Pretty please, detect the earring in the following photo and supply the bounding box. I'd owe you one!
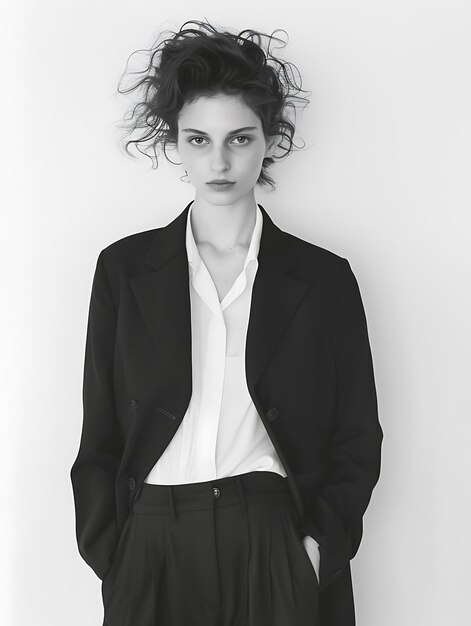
[180,169,191,184]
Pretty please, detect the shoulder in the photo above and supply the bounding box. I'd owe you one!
[279,230,366,318]
[100,227,161,263]
[280,227,354,287]
[284,229,347,264]
[94,224,168,285]
[95,206,188,274]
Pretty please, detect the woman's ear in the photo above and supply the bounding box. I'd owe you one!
[264,135,279,159]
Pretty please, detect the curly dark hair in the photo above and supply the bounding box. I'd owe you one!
[116,18,311,190]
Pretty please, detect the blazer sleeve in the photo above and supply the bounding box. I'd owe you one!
[70,250,124,580]
[298,258,383,591]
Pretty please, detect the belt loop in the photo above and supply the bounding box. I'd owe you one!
[235,477,247,515]
[169,485,177,521]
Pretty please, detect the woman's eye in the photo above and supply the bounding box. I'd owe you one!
[189,137,207,145]
[232,136,250,144]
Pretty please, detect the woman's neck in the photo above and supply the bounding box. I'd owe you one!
[189,196,258,253]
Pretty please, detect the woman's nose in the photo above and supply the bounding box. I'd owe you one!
[211,147,230,171]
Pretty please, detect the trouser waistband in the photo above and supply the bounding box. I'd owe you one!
[134,471,292,520]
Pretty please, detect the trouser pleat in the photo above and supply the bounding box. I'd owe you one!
[100,470,319,626]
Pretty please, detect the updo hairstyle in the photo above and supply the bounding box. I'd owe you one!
[117,18,310,190]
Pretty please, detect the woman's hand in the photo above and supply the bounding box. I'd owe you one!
[303,534,320,583]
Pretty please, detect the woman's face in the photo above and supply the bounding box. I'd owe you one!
[176,92,277,207]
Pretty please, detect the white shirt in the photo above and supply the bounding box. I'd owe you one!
[144,201,320,580]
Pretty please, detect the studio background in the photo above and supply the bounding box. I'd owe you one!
[2,1,470,625]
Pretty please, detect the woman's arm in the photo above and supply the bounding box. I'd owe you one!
[299,258,383,591]
[70,250,124,580]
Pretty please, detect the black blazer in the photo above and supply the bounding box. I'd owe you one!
[70,201,382,625]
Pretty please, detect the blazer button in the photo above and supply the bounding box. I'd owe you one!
[266,407,279,421]
[128,476,136,491]
[128,400,138,415]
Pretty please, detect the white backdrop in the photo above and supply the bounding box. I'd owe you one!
[2,1,470,625]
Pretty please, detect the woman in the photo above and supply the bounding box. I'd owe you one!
[70,19,383,626]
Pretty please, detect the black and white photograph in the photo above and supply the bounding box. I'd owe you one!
[2,2,470,626]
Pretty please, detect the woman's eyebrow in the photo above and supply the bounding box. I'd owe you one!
[181,126,258,135]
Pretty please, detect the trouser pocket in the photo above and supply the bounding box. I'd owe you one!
[101,513,135,607]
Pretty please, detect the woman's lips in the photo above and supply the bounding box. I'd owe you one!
[207,182,235,191]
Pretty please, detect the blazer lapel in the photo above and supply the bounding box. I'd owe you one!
[129,204,192,404]
[245,206,311,397]
[129,200,311,417]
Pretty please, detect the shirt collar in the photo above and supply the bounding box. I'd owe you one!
[186,201,263,279]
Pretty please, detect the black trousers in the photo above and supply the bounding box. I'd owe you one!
[101,470,319,626]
